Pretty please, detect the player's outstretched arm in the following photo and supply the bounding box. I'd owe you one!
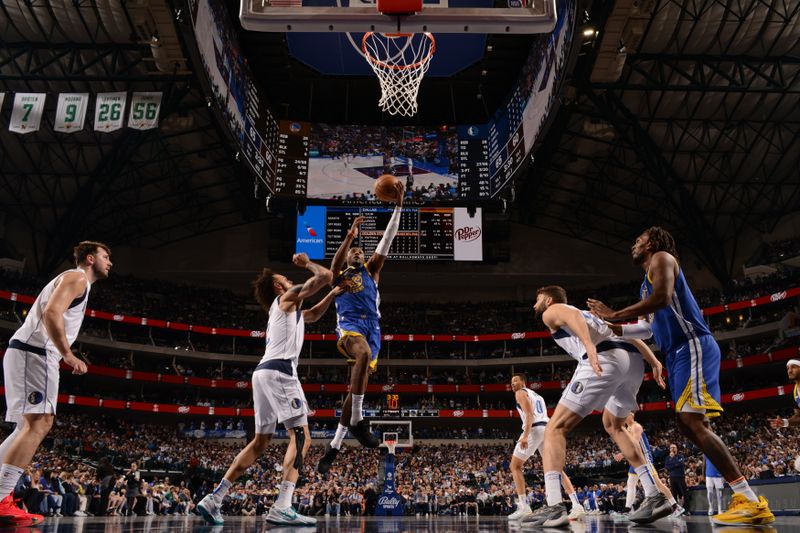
[42,271,88,375]
[303,286,344,323]
[629,339,666,389]
[331,216,364,278]
[770,408,800,429]
[282,254,334,306]
[542,304,602,376]
[367,182,404,278]
[587,252,677,321]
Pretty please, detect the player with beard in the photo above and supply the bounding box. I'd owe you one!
[0,241,111,526]
[588,226,774,525]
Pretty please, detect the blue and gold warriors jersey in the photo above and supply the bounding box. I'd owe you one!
[334,265,381,370]
[641,266,722,417]
[794,383,800,408]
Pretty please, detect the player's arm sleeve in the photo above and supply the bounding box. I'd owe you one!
[375,205,401,257]
[621,320,653,340]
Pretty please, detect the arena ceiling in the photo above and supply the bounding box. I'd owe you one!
[1,0,798,284]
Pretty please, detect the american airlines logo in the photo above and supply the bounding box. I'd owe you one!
[455,227,481,242]
[732,393,745,402]
[770,291,787,302]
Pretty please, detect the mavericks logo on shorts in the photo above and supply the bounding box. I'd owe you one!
[571,382,585,394]
[290,398,302,409]
[27,391,44,405]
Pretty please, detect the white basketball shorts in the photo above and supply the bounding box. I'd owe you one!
[512,425,547,461]
[252,368,309,434]
[3,347,60,423]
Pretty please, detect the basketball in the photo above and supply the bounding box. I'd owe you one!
[375,174,400,202]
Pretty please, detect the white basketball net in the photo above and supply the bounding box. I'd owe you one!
[362,32,436,117]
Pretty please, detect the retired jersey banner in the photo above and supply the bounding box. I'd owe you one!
[128,92,162,130]
[54,93,89,133]
[93,92,127,132]
[8,93,46,134]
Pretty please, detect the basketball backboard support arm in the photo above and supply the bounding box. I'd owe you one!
[239,0,557,34]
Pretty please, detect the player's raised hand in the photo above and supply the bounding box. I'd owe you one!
[395,181,405,205]
[586,343,602,376]
[293,253,310,268]
[348,216,365,238]
[587,298,615,320]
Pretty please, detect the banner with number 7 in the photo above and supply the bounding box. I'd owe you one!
[128,92,162,130]
[94,92,127,132]
[9,93,46,134]
[54,93,89,133]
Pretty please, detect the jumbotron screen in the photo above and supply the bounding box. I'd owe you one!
[295,205,483,261]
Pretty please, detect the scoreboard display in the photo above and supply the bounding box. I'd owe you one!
[275,120,310,196]
[296,205,483,261]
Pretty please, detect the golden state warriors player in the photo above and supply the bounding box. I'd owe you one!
[588,226,774,525]
[770,359,800,430]
[318,181,404,473]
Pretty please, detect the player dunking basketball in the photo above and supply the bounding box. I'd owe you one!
[588,226,775,525]
[318,181,405,473]
[0,242,111,526]
[197,254,339,526]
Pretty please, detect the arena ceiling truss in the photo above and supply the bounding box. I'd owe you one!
[0,0,261,274]
[520,0,800,284]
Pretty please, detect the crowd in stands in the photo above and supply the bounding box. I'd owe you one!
[1,409,796,518]
[746,237,800,267]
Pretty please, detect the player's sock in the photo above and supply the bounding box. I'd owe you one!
[625,473,638,509]
[331,424,348,450]
[0,464,24,497]
[634,465,657,497]
[569,492,580,508]
[275,480,295,509]
[729,477,758,502]
[668,496,677,507]
[544,471,562,506]
[0,427,20,465]
[350,394,365,426]
[517,495,528,508]
[211,478,232,505]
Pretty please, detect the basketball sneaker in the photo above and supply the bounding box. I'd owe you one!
[569,505,587,521]
[507,502,532,521]
[317,443,340,474]
[0,495,44,526]
[628,493,672,524]
[671,504,687,517]
[348,420,380,448]
[196,494,224,525]
[522,503,569,527]
[711,495,775,526]
[266,505,317,526]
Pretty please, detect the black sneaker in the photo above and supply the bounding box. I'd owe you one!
[348,420,380,448]
[628,494,672,524]
[521,503,569,527]
[317,444,340,474]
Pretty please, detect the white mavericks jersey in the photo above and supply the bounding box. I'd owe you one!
[11,269,91,359]
[550,305,617,361]
[516,387,549,430]
[259,295,305,368]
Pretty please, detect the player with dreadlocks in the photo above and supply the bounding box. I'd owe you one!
[586,227,774,526]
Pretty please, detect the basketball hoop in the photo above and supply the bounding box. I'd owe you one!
[384,439,397,455]
[362,32,436,117]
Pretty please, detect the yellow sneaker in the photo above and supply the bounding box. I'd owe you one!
[712,495,775,526]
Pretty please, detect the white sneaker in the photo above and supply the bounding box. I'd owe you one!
[266,506,317,526]
[671,505,687,517]
[508,504,533,521]
[197,494,224,525]
[707,509,714,516]
[73,511,87,517]
[569,505,587,521]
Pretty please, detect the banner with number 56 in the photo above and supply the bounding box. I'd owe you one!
[94,92,127,132]
[9,93,46,134]
[54,93,89,133]
[128,92,162,130]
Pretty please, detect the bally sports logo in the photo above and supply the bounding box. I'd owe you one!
[378,496,401,506]
[456,226,481,242]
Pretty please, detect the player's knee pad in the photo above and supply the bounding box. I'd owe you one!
[293,427,305,470]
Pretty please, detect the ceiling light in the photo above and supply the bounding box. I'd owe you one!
[583,28,595,37]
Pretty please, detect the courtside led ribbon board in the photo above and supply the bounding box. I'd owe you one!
[54,93,89,133]
[94,92,127,132]
[9,93,46,134]
[128,92,162,130]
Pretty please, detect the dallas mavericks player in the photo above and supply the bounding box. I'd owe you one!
[0,241,111,526]
[588,227,774,525]
[705,456,725,515]
[525,286,671,527]
[507,373,584,522]
[197,253,339,526]
[619,413,684,518]
[318,183,404,473]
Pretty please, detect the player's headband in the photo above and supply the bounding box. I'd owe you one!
[787,359,800,368]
